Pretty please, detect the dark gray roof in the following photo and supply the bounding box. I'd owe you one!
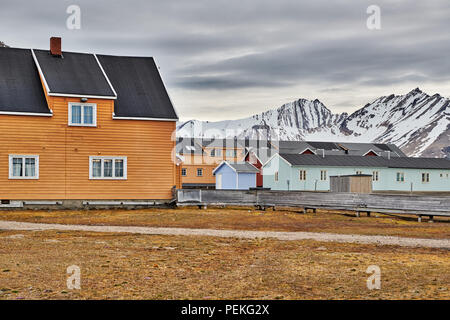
[97,55,178,119]
[276,140,406,157]
[245,146,275,164]
[176,138,204,155]
[34,49,115,97]
[279,154,450,170]
[227,162,259,173]
[0,48,50,114]
[201,138,242,148]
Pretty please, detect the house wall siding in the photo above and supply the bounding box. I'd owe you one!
[237,172,257,190]
[0,95,177,200]
[215,164,236,189]
[262,155,450,192]
[181,164,216,185]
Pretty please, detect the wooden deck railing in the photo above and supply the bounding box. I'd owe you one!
[176,189,450,222]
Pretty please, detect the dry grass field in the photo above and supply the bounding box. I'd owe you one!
[0,206,449,239]
[0,229,448,300]
[0,207,448,300]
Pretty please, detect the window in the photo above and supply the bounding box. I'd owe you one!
[69,103,97,126]
[356,171,362,175]
[181,168,187,176]
[275,171,279,182]
[225,149,237,158]
[421,172,430,183]
[396,172,405,182]
[197,168,203,176]
[9,155,39,179]
[299,170,307,180]
[372,171,379,181]
[210,149,221,157]
[89,156,127,179]
[320,170,327,181]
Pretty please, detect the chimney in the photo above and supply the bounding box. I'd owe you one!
[50,37,62,56]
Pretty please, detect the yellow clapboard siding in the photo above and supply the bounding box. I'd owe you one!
[0,94,176,200]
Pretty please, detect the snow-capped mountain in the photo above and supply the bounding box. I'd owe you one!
[177,88,450,157]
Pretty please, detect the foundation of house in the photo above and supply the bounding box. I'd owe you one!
[0,200,172,210]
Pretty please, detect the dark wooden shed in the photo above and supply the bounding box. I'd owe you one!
[330,174,373,193]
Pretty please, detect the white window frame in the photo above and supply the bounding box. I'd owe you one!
[396,172,405,182]
[275,171,279,182]
[421,172,430,183]
[299,170,307,181]
[89,156,127,180]
[320,170,327,181]
[181,168,187,176]
[197,168,203,177]
[9,155,39,179]
[372,171,379,181]
[68,102,97,127]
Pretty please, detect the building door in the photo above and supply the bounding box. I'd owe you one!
[216,174,222,189]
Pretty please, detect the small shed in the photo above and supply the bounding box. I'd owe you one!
[330,174,373,193]
[213,161,259,190]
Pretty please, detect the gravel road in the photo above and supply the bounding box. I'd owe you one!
[0,220,449,249]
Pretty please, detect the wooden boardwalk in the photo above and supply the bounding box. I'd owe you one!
[176,189,450,222]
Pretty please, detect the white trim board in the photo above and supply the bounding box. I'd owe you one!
[363,149,380,156]
[49,92,116,100]
[0,111,52,117]
[112,115,178,122]
[153,57,180,120]
[31,49,50,93]
[94,54,118,98]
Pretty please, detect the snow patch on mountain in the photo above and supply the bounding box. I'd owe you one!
[177,88,450,158]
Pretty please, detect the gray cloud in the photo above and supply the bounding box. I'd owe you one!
[0,0,449,120]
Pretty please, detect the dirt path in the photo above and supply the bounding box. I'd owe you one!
[1,220,449,249]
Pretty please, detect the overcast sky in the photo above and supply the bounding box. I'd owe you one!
[1,0,449,121]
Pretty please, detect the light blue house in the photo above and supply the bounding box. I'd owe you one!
[262,153,450,192]
[213,161,259,190]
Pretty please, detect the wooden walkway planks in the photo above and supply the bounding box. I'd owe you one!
[176,189,450,219]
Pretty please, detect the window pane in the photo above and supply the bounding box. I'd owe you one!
[115,159,124,177]
[84,106,93,124]
[104,159,113,177]
[12,158,23,177]
[25,158,35,177]
[92,159,101,177]
[71,105,82,124]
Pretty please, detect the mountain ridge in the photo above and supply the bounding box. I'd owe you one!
[177,88,450,158]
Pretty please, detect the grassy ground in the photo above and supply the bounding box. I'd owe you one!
[0,206,449,239]
[0,229,448,300]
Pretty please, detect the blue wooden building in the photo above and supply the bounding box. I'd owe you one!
[213,161,259,190]
[262,153,450,192]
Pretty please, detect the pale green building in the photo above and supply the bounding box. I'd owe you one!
[262,153,450,192]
